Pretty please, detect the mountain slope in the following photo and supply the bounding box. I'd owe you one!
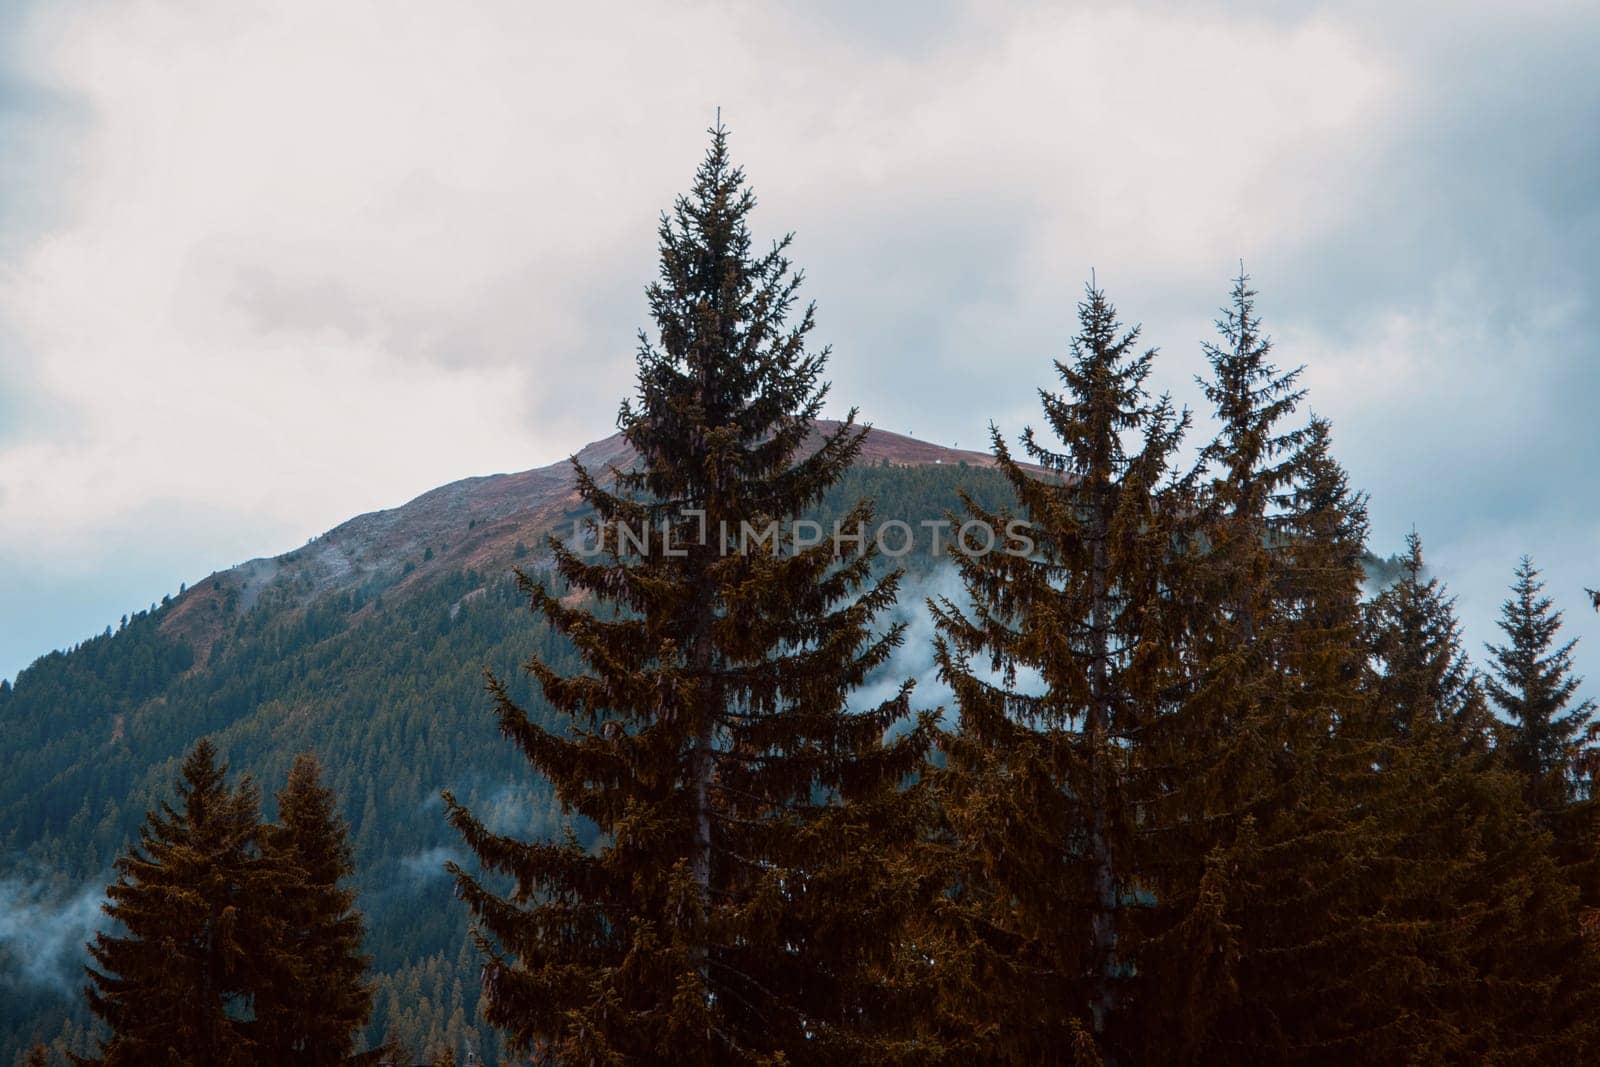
[159,421,1014,660]
[0,427,1018,1065]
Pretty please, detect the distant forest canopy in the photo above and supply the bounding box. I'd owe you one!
[4,127,1599,1066]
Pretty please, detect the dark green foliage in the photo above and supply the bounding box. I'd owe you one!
[79,740,289,1066]
[928,281,1191,1060]
[256,754,376,1064]
[1356,534,1600,1061]
[1195,271,1306,534]
[73,744,376,1067]
[1125,279,1367,1063]
[445,125,935,1064]
[1185,412,1402,1063]
[1367,531,1488,745]
[1485,556,1598,812]
[927,273,1600,1065]
[0,609,192,852]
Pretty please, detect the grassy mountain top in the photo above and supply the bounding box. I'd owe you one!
[157,421,1016,663]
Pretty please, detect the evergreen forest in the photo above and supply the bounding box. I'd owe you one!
[3,128,1597,1066]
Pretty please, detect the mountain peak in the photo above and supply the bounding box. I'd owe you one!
[160,421,1004,653]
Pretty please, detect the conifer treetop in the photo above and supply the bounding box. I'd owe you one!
[1485,555,1598,806]
[593,121,859,524]
[1366,530,1483,739]
[1195,269,1307,523]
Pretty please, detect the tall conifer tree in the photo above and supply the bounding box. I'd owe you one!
[929,281,1190,1062]
[255,753,376,1064]
[1129,277,1330,1060]
[1210,413,1427,1061]
[1277,416,1371,676]
[445,125,933,1064]
[1124,280,1399,1062]
[79,740,290,1067]
[1485,556,1598,813]
[1484,556,1600,968]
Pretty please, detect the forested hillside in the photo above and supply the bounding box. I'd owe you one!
[0,460,1016,1065]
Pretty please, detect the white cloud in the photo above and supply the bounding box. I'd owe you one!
[0,873,106,995]
[398,845,459,886]
[0,0,1394,567]
[64,0,1600,700]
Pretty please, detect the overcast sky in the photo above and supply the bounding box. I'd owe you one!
[2,0,1597,689]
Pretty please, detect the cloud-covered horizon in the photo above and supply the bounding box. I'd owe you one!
[2,0,1597,692]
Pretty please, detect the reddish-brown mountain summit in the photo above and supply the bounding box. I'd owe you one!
[160,421,1014,654]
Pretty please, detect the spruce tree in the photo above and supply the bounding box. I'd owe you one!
[1123,282,1400,1062]
[1485,556,1598,813]
[255,753,376,1064]
[928,281,1190,1062]
[1484,556,1600,978]
[444,125,934,1064]
[1189,415,1600,1063]
[1128,279,1335,1060]
[1362,533,1600,1060]
[1277,415,1371,673]
[1366,531,1486,744]
[80,740,290,1067]
[1212,413,1436,1062]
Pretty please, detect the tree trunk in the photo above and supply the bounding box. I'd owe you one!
[689,578,716,984]
[1087,490,1120,1056]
